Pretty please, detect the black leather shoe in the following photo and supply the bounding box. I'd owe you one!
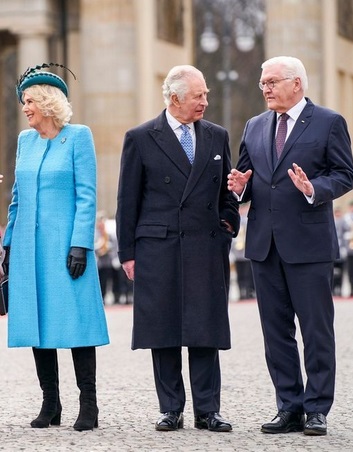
[195,412,232,432]
[261,411,305,433]
[155,411,184,431]
[304,412,327,436]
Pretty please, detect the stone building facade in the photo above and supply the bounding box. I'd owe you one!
[0,0,353,222]
[265,0,353,206]
[0,0,193,222]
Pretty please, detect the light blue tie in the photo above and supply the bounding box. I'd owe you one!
[180,124,194,164]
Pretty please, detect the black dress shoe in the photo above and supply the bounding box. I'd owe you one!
[195,412,232,432]
[261,411,305,433]
[304,412,327,436]
[155,411,184,431]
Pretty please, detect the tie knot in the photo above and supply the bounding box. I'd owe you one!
[279,113,289,122]
[181,124,189,132]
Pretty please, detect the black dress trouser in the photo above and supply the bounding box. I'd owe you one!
[151,346,221,416]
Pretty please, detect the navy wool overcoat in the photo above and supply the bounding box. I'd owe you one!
[117,111,240,350]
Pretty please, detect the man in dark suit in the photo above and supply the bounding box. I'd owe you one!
[116,65,239,432]
[228,56,353,436]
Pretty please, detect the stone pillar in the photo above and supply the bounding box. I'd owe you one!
[16,33,49,129]
[80,0,136,217]
[265,0,323,103]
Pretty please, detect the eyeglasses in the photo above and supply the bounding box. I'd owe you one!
[258,78,291,90]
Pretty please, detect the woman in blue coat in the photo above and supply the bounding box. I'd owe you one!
[2,64,109,431]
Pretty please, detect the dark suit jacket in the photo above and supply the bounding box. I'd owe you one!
[236,98,353,263]
[116,110,239,350]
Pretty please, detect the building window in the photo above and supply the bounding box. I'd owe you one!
[338,0,353,41]
[156,0,184,45]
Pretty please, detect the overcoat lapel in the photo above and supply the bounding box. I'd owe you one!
[149,111,191,178]
[181,120,212,202]
[263,111,277,172]
[148,112,213,202]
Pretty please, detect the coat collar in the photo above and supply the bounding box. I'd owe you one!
[149,111,214,200]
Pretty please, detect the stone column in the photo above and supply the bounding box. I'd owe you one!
[16,33,49,129]
[80,0,136,217]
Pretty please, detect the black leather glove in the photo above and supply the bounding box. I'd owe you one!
[67,247,87,279]
[2,246,10,275]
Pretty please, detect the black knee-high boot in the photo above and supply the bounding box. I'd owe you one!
[71,346,99,431]
[31,348,62,428]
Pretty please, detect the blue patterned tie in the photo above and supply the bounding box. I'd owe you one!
[180,124,194,164]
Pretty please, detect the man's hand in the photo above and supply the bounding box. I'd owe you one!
[227,169,253,195]
[220,220,234,234]
[288,163,314,196]
[122,260,135,281]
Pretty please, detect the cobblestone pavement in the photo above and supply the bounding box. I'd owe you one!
[0,297,353,451]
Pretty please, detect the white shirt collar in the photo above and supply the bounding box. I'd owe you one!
[166,109,195,133]
[277,97,307,122]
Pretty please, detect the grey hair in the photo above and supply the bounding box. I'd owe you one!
[162,65,206,106]
[261,56,309,91]
[24,84,73,127]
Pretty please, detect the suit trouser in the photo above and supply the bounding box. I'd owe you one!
[251,241,335,416]
[151,347,221,416]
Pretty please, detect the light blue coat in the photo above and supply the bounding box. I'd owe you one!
[3,124,110,348]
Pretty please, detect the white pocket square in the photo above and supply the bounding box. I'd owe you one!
[214,155,221,160]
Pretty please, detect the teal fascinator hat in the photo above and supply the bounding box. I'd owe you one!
[16,63,76,103]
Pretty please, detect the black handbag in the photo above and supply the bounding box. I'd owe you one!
[0,276,8,316]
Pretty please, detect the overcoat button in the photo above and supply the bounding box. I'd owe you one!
[207,202,213,209]
[271,184,276,189]
[164,176,171,184]
[210,230,216,237]
[180,231,185,238]
[213,176,219,183]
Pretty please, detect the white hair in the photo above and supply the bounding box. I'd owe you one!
[162,65,206,106]
[261,56,308,91]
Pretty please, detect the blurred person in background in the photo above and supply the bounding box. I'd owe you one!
[94,211,113,303]
[232,203,255,300]
[343,200,353,296]
[332,206,349,296]
[2,64,109,431]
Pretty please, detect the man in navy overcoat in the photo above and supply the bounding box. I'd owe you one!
[228,56,353,436]
[117,65,239,432]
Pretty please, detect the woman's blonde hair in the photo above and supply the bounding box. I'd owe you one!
[23,84,73,128]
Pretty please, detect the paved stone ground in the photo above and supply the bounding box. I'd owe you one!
[0,297,353,451]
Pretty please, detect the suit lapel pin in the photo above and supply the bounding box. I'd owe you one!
[214,155,221,160]
[61,137,67,144]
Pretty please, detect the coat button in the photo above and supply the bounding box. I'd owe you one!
[179,203,184,210]
[164,176,171,184]
[210,230,216,237]
[271,184,276,189]
[180,231,185,238]
[207,202,213,210]
[213,176,219,183]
